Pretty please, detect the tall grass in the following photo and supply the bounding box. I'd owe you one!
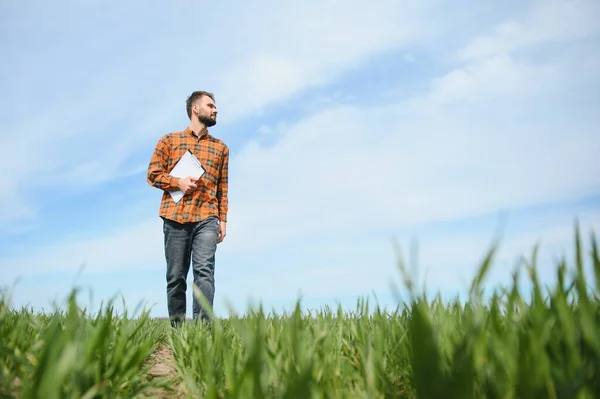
[169,225,600,398]
[0,292,170,398]
[1,224,599,398]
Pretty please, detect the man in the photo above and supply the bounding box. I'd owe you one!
[147,91,229,327]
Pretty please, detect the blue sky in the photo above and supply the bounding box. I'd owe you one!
[1,0,599,317]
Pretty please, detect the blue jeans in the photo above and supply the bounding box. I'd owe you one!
[162,216,219,325]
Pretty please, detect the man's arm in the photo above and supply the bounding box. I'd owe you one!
[216,145,229,243]
[216,145,229,223]
[147,135,181,191]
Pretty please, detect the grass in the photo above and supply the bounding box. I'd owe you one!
[0,293,171,398]
[1,223,599,398]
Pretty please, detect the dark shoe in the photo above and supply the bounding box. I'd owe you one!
[170,317,184,329]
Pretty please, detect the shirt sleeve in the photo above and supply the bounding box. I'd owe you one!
[217,145,229,222]
[147,135,180,191]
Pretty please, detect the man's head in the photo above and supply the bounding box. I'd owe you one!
[186,91,217,127]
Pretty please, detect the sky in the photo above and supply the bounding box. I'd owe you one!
[1,0,599,318]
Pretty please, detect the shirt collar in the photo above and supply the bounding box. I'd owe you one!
[185,126,209,140]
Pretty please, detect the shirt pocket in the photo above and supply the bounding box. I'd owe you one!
[199,152,221,187]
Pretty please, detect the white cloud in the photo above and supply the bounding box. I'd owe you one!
[457,0,600,61]
[0,218,164,283]
[213,0,435,119]
[0,176,38,233]
[428,53,562,104]
[224,50,599,252]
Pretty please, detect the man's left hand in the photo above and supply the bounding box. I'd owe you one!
[218,221,227,243]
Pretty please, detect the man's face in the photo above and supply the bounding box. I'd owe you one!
[193,95,218,127]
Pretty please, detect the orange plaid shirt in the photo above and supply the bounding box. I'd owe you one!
[147,126,229,223]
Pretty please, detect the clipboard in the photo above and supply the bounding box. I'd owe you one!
[168,150,206,203]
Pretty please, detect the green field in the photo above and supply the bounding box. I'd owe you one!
[2,225,599,398]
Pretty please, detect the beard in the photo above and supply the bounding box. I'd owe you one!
[198,114,217,127]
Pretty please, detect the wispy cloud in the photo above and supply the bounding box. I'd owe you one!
[225,53,599,253]
[0,218,163,283]
[457,0,600,61]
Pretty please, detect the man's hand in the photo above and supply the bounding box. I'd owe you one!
[178,176,198,194]
[218,221,227,243]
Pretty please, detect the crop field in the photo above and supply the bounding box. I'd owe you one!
[1,226,599,398]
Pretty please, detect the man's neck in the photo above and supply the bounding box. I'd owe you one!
[190,120,208,138]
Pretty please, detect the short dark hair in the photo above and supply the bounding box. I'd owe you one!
[186,91,215,119]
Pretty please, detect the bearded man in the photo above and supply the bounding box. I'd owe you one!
[147,90,229,327]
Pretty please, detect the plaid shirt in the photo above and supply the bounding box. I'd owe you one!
[147,126,229,223]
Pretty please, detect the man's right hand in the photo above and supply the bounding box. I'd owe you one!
[178,176,198,194]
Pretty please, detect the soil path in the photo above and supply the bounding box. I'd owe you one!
[146,343,185,398]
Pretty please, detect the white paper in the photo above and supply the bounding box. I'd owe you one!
[168,150,205,203]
